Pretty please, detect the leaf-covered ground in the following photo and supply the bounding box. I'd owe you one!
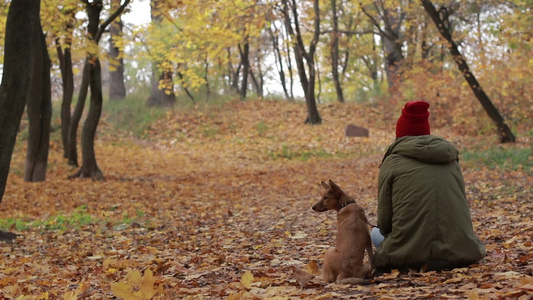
[0,100,531,299]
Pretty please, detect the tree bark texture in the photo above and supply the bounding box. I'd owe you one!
[56,40,74,159]
[109,0,126,101]
[67,60,90,167]
[73,59,104,180]
[420,0,516,143]
[239,38,250,100]
[24,22,52,182]
[0,0,39,203]
[56,11,76,159]
[330,0,344,103]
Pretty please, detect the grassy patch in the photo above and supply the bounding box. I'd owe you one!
[201,125,220,138]
[268,145,334,161]
[0,206,94,232]
[0,206,149,232]
[103,91,166,138]
[255,121,269,136]
[461,146,532,174]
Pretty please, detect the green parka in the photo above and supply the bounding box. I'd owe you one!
[374,135,485,269]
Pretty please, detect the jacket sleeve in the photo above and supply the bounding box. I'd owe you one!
[377,156,394,236]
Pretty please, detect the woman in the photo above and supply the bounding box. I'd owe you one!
[372,101,485,273]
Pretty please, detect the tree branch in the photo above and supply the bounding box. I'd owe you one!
[95,0,131,43]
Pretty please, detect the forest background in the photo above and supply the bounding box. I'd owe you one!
[0,0,531,298]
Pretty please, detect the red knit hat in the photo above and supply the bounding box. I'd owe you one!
[396,101,430,138]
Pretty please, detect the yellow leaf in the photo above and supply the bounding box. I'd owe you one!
[126,270,142,285]
[111,282,143,300]
[240,270,254,289]
[467,289,480,300]
[139,269,157,298]
[111,269,158,300]
[4,284,19,296]
[106,268,118,275]
[38,292,49,299]
[303,260,320,275]
[62,291,77,300]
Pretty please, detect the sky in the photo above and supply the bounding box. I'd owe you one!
[122,0,151,25]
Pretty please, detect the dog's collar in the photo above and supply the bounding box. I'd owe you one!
[339,200,355,210]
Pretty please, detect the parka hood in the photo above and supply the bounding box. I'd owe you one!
[382,135,459,165]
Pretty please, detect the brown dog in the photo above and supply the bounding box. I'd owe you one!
[312,180,373,284]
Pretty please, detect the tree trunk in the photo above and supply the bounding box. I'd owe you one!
[268,26,291,100]
[420,0,516,143]
[380,18,404,94]
[284,26,295,101]
[70,0,130,179]
[0,0,39,204]
[146,0,176,107]
[56,40,74,159]
[203,54,210,102]
[239,38,250,100]
[362,2,405,95]
[108,0,126,101]
[251,55,264,99]
[25,23,52,182]
[71,58,104,180]
[146,68,177,107]
[227,47,242,93]
[282,0,321,124]
[330,0,344,103]
[67,60,90,167]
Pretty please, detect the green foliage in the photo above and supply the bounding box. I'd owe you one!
[103,90,166,138]
[0,206,94,232]
[462,146,532,174]
[0,205,151,232]
[0,218,31,231]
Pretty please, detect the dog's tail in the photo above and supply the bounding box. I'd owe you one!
[338,277,372,285]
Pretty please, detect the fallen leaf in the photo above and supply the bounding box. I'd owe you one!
[241,271,254,289]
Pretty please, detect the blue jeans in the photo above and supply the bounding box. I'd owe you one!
[371,227,385,247]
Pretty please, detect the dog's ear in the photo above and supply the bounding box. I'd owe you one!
[328,179,341,193]
[321,181,330,190]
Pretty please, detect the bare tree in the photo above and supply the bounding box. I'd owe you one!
[421,0,515,143]
[281,0,321,124]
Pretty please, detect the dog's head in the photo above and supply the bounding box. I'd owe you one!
[312,179,343,212]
